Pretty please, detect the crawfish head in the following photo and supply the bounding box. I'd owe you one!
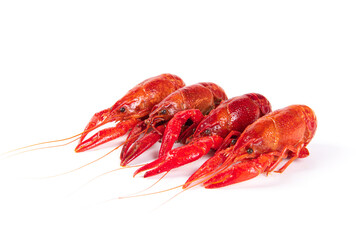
[145,102,182,129]
[190,113,226,140]
[76,92,152,149]
[107,97,148,123]
[75,73,185,152]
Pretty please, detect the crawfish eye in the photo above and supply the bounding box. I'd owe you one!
[231,139,237,145]
[119,107,126,113]
[160,109,167,115]
[247,148,254,154]
[204,129,211,135]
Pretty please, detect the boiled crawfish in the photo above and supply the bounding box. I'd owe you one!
[120,82,228,166]
[75,73,185,152]
[133,93,272,178]
[183,105,317,189]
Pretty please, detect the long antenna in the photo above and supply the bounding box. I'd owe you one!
[117,184,183,200]
[1,137,80,160]
[38,143,124,179]
[67,164,146,196]
[0,133,82,157]
[37,127,150,178]
[0,119,110,157]
[127,172,169,196]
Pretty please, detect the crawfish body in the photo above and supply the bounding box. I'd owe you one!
[185,105,317,189]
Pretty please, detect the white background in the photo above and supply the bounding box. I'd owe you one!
[0,1,359,239]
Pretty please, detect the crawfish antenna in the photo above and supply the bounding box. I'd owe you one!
[0,121,109,158]
[38,144,123,179]
[38,128,150,178]
[68,164,146,196]
[117,183,183,200]
[1,137,81,160]
[0,134,82,158]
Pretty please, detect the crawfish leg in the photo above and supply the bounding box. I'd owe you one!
[158,109,204,158]
[275,145,307,173]
[134,135,223,178]
[265,148,290,173]
[266,145,304,173]
[287,147,309,158]
[75,118,139,152]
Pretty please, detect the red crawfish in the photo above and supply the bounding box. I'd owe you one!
[120,82,228,166]
[183,105,317,189]
[75,73,185,152]
[133,93,272,178]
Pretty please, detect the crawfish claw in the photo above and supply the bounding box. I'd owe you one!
[120,125,165,166]
[75,118,139,152]
[78,108,112,144]
[158,109,205,158]
[203,160,265,189]
[134,135,223,178]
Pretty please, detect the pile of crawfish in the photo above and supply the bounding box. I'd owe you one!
[75,73,317,189]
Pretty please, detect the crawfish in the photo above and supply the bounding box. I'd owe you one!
[75,74,185,152]
[183,105,317,189]
[133,93,272,177]
[120,82,228,166]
